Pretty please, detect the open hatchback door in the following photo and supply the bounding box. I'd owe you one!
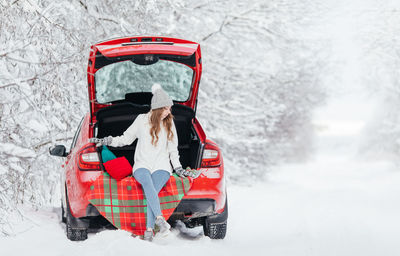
[87,36,202,125]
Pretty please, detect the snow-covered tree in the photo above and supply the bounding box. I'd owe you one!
[357,1,400,160]
[0,0,327,234]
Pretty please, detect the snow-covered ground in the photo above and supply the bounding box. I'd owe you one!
[3,41,399,255]
[1,128,399,256]
[2,1,400,255]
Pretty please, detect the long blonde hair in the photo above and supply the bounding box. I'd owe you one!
[149,107,174,146]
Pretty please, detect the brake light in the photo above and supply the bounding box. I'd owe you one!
[201,142,222,168]
[78,144,101,171]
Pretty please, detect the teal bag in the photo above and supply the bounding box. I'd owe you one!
[101,145,117,163]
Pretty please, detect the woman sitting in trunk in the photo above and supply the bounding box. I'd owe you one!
[90,83,194,241]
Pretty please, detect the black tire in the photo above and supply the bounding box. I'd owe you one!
[203,221,227,239]
[65,190,88,241]
[203,198,228,239]
[66,222,88,241]
[61,202,66,223]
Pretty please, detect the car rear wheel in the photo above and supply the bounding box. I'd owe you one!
[203,220,227,239]
[203,198,228,239]
[65,189,88,241]
[61,202,66,223]
[66,221,88,241]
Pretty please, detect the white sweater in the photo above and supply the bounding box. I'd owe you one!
[109,113,181,175]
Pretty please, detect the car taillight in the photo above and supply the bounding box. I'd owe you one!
[201,142,222,168]
[78,144,101,171]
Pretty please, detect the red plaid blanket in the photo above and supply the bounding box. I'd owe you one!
[87,172,193,236]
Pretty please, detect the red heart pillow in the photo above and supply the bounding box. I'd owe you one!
[103,157,132,180]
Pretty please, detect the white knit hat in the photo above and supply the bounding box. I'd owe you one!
[151,83,173,109]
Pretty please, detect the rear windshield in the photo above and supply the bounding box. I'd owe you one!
[95,59,194,103]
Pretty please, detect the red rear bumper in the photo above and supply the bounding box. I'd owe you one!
[183,167,226,214]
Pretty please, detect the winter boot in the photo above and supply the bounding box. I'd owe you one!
[143,230,154,241]
[155,216,171,236]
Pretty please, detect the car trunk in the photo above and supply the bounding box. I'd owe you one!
[94,101,203,170]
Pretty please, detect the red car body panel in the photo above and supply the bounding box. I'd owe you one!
[65,113,103,217]
[65,36,225,218]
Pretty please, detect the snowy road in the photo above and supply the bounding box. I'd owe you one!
[1,150,399,256]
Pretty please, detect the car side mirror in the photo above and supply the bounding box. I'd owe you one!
[49,145,68,157]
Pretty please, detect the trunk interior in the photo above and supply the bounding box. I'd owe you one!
[94,102,202,169]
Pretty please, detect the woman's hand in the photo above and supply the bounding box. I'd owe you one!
[186,167,201,179]
[89,136,113,147]
[174,167,201,179]
[174,167,186,178]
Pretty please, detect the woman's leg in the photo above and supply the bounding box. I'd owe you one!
[147,170,171,223]
[152,170,171,194]
[133,168,162,229]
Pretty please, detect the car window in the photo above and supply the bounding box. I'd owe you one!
[70,117,84,151]
[95,59,194,103]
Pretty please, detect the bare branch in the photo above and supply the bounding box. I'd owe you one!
[33,137,74,150]
[0,70,52,89]
[78,0,88,10]
[32,5,80,43]
[0,43,30,57]
[74,0,122,25]
[202,7,258,42]
[202,16,228,41]
[2,55,77,65]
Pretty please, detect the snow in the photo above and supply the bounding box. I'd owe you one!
[26,119,49,133]
[1,0,400,254]
[9,162,26,174]
[0,163,7,175]
[4,74,399,255]
[1,136,399,256]
[0,143,36,158]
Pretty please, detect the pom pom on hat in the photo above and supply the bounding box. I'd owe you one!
[150,83,173,109]
[152,83,162,94]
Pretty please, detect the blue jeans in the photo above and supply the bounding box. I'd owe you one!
[133,168,170,229]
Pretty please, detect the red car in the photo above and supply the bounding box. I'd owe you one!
[50,36,228,241]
